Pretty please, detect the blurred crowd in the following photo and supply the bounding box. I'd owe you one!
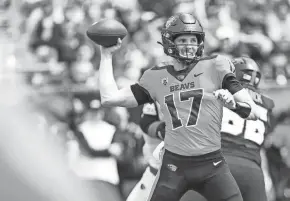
[1,0,290,200]
[18,0,290,85]
[10,0,290,87]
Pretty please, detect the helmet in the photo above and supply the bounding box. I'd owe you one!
[232,57,261,89]
[160,13,205,64]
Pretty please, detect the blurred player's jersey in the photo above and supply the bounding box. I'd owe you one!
[139,55,234,156]
[142,103,162,169]
[221,88,275,165]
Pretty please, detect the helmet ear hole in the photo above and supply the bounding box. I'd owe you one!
[196,35,204,45]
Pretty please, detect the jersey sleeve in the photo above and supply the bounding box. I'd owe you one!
[130,69,155,105]
[215,55,236,88]
[138,69,156,100]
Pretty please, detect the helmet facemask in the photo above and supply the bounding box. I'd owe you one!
[161,32,204,65]
[239,69,261,89]
[158,13,205,65]
[233,57,262,89]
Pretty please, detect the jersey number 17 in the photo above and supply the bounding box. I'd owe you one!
[164,89,204,129]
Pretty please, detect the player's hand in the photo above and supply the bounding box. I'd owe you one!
[100,38,122,55]
[213,89,236,109]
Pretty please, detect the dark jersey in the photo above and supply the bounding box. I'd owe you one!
[221,87,275,165]
[136,55,235,156]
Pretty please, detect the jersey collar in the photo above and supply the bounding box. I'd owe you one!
[166,61,199,82]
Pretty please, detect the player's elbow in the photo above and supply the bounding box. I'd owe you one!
[247,104,261,120]
[232,102,252,119]
[148,121,166,140]
[238,102,260,120]
[101,96,130,108]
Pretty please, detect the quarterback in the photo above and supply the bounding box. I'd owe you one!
[98,13,262,201]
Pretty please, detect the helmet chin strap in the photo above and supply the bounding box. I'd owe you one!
[157,41,203,65]
[177,45,202,65]
[178,58,197,65]
[175,56,197,66]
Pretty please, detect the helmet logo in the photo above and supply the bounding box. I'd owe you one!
[165,16,177,29]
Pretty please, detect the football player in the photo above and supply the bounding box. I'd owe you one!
[98,13,262,201]
[126,103,164,201]
[148,57,275,201]
[220,57,275,201]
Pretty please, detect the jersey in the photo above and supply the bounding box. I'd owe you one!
[141,103,162,169]
[138,55,235,156]
[221,87,275,165]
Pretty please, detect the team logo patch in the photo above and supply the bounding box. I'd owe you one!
[162,77,168,85]
[167,164,177,172]
[165,16,177,29]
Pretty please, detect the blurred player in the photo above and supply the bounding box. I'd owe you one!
[98,13,262,201]
[0,67,102,201]
[126,103,164,201]
[220,57,275,201]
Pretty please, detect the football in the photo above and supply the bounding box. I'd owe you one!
[86,19,128,47]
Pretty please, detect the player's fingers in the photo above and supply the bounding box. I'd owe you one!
[225,97,232,103]
[113,38,122,50]
[224,92,232,99]
[219,92,227,100]
[114,38,122,48]
[117,38,122,44]
[213,91,218,98]
[214,89,230,100]
[213,90,223,98]
[226,97,236,107]
[101,38,122,52]
[222,90,232,98]
[221,94,232,104]
[225,98,234,105]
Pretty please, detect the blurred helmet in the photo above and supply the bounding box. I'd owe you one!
[160,13,205,64]
[232,57,261,89]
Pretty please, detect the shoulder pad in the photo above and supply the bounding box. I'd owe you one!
[245,88,274,110]
[199,54,218,61]
[151,61,173,70]
[214,54,232,60]
[261,95,275,110]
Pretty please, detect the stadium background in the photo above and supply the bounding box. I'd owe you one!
[1,0,290,200]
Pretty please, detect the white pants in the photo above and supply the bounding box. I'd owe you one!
[126,167,157,201]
